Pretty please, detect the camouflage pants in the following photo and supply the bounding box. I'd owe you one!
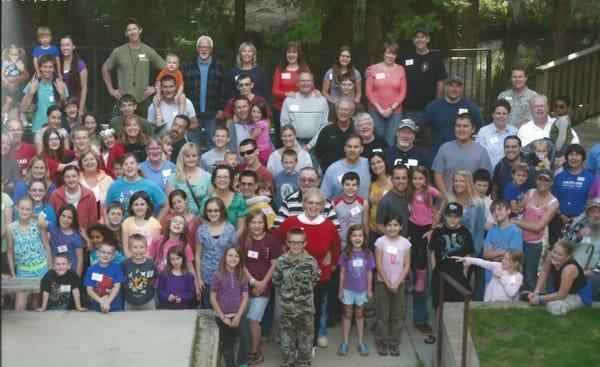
[546,294,583,316]
[280,314,314,367]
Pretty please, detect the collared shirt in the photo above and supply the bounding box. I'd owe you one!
[475,123,519,168]
[498,87,538,126]
[197,57,212,112]
[517,117,554,147]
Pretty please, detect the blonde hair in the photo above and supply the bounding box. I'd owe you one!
[235,42,257,68]
[175,142,200,181]
[165,53,180,64]
[36,26,52,38]
[121,115,147,145]
[531,139,550,154]
[2,45,25,62]
[449,170,482,207]
[302,187,325,206]
[506,249,523,273]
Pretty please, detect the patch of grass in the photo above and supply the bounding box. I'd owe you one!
[470,307,600,367]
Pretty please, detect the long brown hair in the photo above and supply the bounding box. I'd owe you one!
[164,246,187,274]
[331,45,355,86]
[408,166,433,209]
[42,127,65,162]
[343,224,371,261]
[243,209,268,250]
[279,41,308,71]
[216,245,246,283]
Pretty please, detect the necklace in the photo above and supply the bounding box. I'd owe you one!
[127,45,141,88]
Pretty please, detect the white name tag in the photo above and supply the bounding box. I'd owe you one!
[350,206,361,216]
[289,104,299,112]
[146,270,154,277]
[416,195,423,201]
[458,108,468,114]
[57,245,68,253]
[60,284,71,292]
[577,177,585,182]
[352,259,363,267]
[337,173,344,182]
[234,75,239,81]
[248,250,259,259]
[281,73,291,80]
[329,74,333,80]
[372,148,382,153]
[489,136,500,144]
[48,95,55,103]
[162,169,172,177]
[138,53,147,60]
[262,207,274,215]
[375,73,385,80]
[139,228,149,236]
[386,246,398,255]
[91,272,103,282]
[503,96,513,101]
[407,159,418,167]
[405,59,414,66]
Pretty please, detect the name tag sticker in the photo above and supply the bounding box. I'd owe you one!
[139,228,149,236]
[577,177,585,182]
[458,108,468,114]
[91,273,103,282]
[289,104,299,112]
[372,148,382,153]
[375,73,385,80]
[146,270,154,277]
[48,95,55,103]
[489,136,500,144]
[407,159,418,167]
[234,75,239,81]
[281,73,291,80]
[248,250,259,259]
[503,96,513,101]
[57,245,68,253]
[405,59,414,66]
[329,74,333,80]
[352,259,363,267]
[162,169,172,177]
[138,53,147,60]
[350,206,361,216]
[60,284,71,292]
[337,173,344,182]
[386,246,398,255]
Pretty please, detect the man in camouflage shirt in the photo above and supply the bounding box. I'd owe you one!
[272,228,321,367]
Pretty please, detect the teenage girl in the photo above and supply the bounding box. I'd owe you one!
[157,246,196,310]
[82,113,101,148]
[121,191,161,258]
[250,101,274,165]
[48,203,84,277]
[159,189,203,250]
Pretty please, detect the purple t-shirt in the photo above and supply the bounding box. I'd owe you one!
[338,249,375,292]
[62,58,87,102]
[211,271,249,315]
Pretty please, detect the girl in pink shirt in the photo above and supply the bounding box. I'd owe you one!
[250,102,274,165]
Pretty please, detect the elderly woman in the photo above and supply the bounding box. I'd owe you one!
[275,187,341,347]
[199,164,247,239]
[266,125,313,176]
[355,113,388,158]
[12,155,57,203]
[166,142,211,216]
[227,41,269,99]
[365,42,407,146]
[527,240,591,315]
[140,137,176,191]
[48,165,98,229]
[78,149,113,220]
[2,131,19,196]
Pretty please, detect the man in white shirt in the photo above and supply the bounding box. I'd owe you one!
[518,95,579,147]
[148,75,198,135]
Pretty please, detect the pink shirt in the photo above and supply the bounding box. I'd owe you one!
[409,186,441,226]
[252,119,272,151]
[148,238,195,273]
[374,235,411,283]
[522,190,558,243]
[464,257,523,302]
[365,63,407,113]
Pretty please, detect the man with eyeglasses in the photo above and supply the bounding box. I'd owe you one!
[223,73,271,126]
[490,135,536,200]
[238,138,273,188]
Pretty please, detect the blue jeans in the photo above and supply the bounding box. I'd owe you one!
[523,242,542,290]
[191,112,218,150]
[368,108,402,146]
[411,264,429,326]
[200,284,212,309]
[319,289,328,338]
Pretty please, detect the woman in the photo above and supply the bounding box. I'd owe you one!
[275,187,341,347]
[99,127,124,179]
[140,137,176,191]
[368,152,393,247]
[34,106,70,153]
[272,41,310,147]
[166,142,211,216]
[448,170,486,300]
[550,144,595,246]
[48,165,98,229]
[355,113,388,158]
[266,125,313,176]
[60,35,87,114]
[227,41,269,99]
[528,240,591,315]
[365,42,407,146]
[40,128,75,186]
[121,115,148,163]
[238,209,282,365]
[322,46,362,106]
[12,155,57,203]
[475,100,518,168]
[513,169,559,290]
[199,165,247,239]
[16,178,57,224]
[2,131,19,196]
[78,149,113,220]
[160,189,203,250]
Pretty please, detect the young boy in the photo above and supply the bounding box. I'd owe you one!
[327,74,364,122]
[36,254,86,311]
[200,126,230,173]
[272,228,321,367]
[473,169,495,230]
[32,26,60,76]
[153,53,186,121]
[501,163,529,216]
[550,95,574,155]
[103,202,124,250]
[108,94,154,136]
[62,97,82,133]
[333,172,369,249]
[84,242,124,313]
[274,149,300,210]
[110,158,124,179]
[120,234,157,310]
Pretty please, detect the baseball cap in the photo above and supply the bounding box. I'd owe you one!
[536,168,554,180]
[445,75,464,85]
[398,119,417,132]
[413,26,430,37]
[586,197,600,211]
[444,202,463,216]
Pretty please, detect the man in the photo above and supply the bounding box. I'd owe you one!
[238,139,273,187]
[418,75,483,160]
[109,94,154,137]
[274,167,339,229]
[313,97,355,173]
[518,95,579,147]
[321,135,371,200]
[147,75,198,135]
[239,170,276,228]
[475,99,519,168]
[200,126,230,172]
[223,73,271,125]
[399,26,447,121]
[181,35,227,147]
[376,165,410,237]
[383,119,429,169]
[354,112,388,158]
[490,135,536,200]
[280,72,329,146]
[498,66,538,127]
[432,113,492,193]
[228,96,253,151]
[101,17,164,116]
[6,119,35,176]
[169,115,191,164]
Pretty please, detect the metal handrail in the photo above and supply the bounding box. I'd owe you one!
[436,271,472,367]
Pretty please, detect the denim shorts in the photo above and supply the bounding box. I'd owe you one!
[343,289,369,306]
[247,296,270,321]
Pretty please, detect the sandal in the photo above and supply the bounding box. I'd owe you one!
[424,335,437,344]
[376,340,388,356]
[388,342,400,356]
[247,351,263,366]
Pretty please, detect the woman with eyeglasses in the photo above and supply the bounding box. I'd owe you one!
[12,155,57,204]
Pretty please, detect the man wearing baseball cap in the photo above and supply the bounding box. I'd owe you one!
[383,118,428,169]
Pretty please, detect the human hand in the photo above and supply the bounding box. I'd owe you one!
[230,316,241,328]
[254,280,266,294]
[221,317,232,327]
[28,78,40,95]
[54,78,65,96]
[367,289,373,299]
[338,290,344,302]
[197,279,205,292]
[100,300,111,313]
[451,256,466,263]
[168,294,176,302]
[322,251,332,266]
[175,296,182,304]
[423,230,433,243]
[493,269,503,278]
[34,307,46,312]
[109,88,123,100]
[143,86,156,99]
[312,89,322,98]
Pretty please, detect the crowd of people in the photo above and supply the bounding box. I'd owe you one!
[2,17,599,367]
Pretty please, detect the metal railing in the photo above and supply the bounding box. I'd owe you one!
[436,271,472,367]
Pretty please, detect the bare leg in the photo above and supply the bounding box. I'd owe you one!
[249,319,262,353]
[14,291,28,310]
[355,305,365,344]
[342,305,353,344]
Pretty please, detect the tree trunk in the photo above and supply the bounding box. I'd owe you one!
[460,0,479,48]
[321,0,354,62]
[551,0,569,59]
[233,0,246,47]
[364,0,383,64]
[438,9,458,51]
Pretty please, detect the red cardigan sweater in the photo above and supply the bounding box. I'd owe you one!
[48,184,99,229]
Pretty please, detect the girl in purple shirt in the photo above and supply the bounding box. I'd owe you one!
[157,246,196,310]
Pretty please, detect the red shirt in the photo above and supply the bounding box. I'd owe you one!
[11,142,36,177]
[272,66,310,110]
[40,149,75,185]
[238,233,282,297]
[238,164,274,187]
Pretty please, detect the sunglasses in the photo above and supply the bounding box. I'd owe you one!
[239,148,257,157]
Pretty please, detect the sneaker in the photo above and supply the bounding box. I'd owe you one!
[389,342,400,356]
[416,323,433,334]
[317,336,328,348]
[357,342,370,356]
[311,347,316,360]
[337,342,349,356]
[375,340,388,356]
[415,268,427,293]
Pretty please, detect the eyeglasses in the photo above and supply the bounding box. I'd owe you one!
[239,148,257,157]
[240,182,255,187]
[238,83,251,87]
[147,147,162,152]
[299,177,317,183]
[287,240,305,247]
[206,209,220,213]
[306,200,322,206]
[215,175,230,180]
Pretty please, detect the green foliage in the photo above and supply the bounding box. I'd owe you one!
[480,0,510,30]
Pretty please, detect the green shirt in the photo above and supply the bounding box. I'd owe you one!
[109,114,154,137]
[104,43,165,102]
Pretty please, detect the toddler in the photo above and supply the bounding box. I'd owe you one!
[32,26,61,75]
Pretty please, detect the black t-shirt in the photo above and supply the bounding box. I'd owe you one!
[125,143,147,163]
[430,225,474,277]
[399,50,447,111]
[40,269,82,310]
[120,258,157,305]
[361,134,389,159]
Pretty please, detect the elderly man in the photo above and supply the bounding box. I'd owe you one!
[147,75,198,135]
[490,135,536,200]
[518,94,580,147]
[181,35,227,147]
[321,135,371,199]
[498,66,538,127]
[418,75,483,160]
[354,112,388,158]
[313,97,355,173]
[383,119,428,169]
[6,119,35,176]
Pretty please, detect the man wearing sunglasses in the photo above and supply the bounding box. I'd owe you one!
[238,138,273,187]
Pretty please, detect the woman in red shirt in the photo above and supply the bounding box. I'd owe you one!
[40,127,75,186]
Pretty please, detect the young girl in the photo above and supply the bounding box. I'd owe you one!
[374,214,411,356]
[195,197,237,309]
[82,113,101,148]
[62,97,82,133]
[2,45,28,118]
[149,214,195,276]
[121,191,161,258]
[6,196,51,310]
[48,204,84,277]
[408,166,445,294]
[210,245,249,367]
[452,249,524,302]
[160,189,203,250]
[337,224,375,357]
[250,102,274,165]
[157,246,196,310]
[99,127,124,178]
[87,223,124,265]
[121,115,147,163]
[160,134,173,162]
[20,178,57,225]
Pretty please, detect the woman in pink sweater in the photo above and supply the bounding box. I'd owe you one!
[365,42,407,146]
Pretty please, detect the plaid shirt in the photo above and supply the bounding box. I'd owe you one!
[182,56,227,115]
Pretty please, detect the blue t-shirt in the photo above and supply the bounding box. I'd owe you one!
[105,177,166,216]
[552,169,595,216]
[48,222,84,271]
[274,171,299,210]
[139,160,176,191]
[23,78,69,133]
[14,203,56,225]
[483,223,522,282]
[501,181,526,202]
[32,45,60,58]
[84,262,125,312]
[584,143,600,175]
